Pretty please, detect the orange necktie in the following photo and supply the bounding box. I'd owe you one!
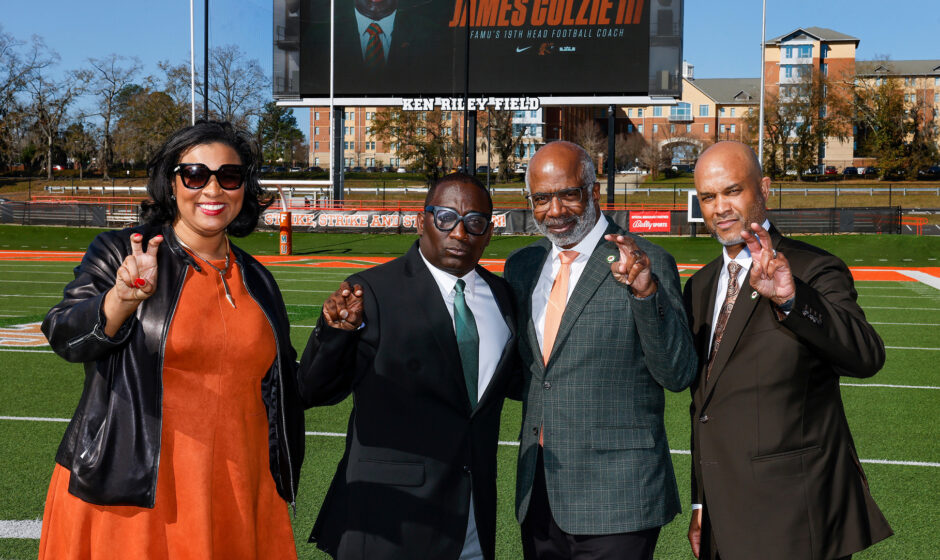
[540,250,578,446]
[542,250,579,365]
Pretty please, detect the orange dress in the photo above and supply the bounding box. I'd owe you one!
[38,254,297,560]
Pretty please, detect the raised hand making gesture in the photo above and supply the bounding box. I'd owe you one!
[103,233,163,336]
[741,222,795,307]
[604,233,657,298]
[322,281,365,330]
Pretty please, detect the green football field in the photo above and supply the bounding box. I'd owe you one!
[0,227,937,559]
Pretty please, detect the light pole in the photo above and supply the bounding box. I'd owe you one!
[758,0,767,167]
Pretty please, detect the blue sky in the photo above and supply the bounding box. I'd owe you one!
[4,0,939,139]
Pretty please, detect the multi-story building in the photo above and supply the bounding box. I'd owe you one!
[306,27,938,172]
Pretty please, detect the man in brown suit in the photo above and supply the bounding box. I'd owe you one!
[684,141,893,560]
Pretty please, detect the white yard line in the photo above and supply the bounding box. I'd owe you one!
[885,346,940,351]
[898,270,940,290]
[0,519,42,539]
[870,322,940,326]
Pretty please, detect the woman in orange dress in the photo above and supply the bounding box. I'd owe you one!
[39,121,305,559]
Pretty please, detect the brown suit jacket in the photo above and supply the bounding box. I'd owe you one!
[683,226,893,560]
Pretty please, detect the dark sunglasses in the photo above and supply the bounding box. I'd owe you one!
[173,163,246,190]
[425,205,491,236]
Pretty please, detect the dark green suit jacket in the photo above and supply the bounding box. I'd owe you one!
[504,218,697,534]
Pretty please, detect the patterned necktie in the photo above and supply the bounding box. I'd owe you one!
[542,250,579,365]
[706,261,743,380]
[454,279,479,407]
[364,22,385,68]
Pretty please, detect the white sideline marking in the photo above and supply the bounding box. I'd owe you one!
[841,383,939,390]
[0,279,72,285]
[860,295,938,299]
[870,322,940,326]
[0,349,53,353]
[899,270,940,290]
[866,306,940,311]
[885,346,940,351]
[0,519,42,539]
[0,416,68,422]
[301,431,939,466]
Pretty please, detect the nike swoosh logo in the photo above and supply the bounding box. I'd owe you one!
[515,46,532,53]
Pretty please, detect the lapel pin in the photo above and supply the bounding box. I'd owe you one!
[750,291,759,299]
[606,255,615,263]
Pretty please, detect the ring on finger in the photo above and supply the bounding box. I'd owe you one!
[771,249,778,259]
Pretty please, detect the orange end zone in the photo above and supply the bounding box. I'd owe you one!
[1,251,937,281]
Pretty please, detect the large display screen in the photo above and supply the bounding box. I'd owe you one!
[283,0,683,99]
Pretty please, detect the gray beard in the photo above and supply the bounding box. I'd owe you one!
[536,200,598,248]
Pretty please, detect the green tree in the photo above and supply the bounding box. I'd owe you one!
[256,101,304,165]
[370,108,462,184]
[63,121,98,179]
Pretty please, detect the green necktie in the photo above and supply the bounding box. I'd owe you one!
[454,279,479,408]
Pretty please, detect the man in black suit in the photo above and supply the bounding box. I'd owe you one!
[306,0,453,95]
[684,141,892,559]
[298,173,517,559]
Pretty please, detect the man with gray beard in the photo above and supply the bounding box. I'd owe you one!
[503,141,696,560]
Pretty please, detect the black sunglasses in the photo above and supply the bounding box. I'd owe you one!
[173,163,246,190]
[425,205,491,236]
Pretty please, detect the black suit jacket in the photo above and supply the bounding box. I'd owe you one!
[683,226,893,560]
[298,242,517,559]
[331,4,455,96]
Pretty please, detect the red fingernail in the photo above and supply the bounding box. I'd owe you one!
[134,278,146,288]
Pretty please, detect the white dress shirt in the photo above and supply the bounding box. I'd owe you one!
[695,219,770,512]
[707,218,772,350]
[531,214,610,353]
[355,9,395,61]
[418,251,511,560]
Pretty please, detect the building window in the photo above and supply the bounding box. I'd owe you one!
[935,93,939,104]
[785,46,793,58]
[699,104,709,117]
[784,65,793,78]
[821,63,828,77]
[315,126,320,136]
[720,124,726,133]
[820,44,829,59]
[627,108,633,117]
[905,77,913,87]
[314,157,320,166]
[314,141,320,150]
[686,124,692,132]
[720,107,726,116]
[627,124,634,133]
[653,124,658,133]
[314,111,320,121]
[876,77,884,86]
[670,124,676,133]
[935,77,940,86]
[638,124,644,133]
[704,123,709,133]
[730,108,735,117]
[653,106,663,117]
[730,124,736,133]
[798,45,812,58]
[637,108,644,117]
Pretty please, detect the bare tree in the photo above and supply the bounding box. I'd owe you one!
[615,132,648,170]
[85,54,142,179]
[207,45,269,128]
[478,109,525,182]
[0,27,56,169]
[571,120,606,166]
[27,68,86,179]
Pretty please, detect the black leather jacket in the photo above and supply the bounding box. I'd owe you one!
[41,223,305,508]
